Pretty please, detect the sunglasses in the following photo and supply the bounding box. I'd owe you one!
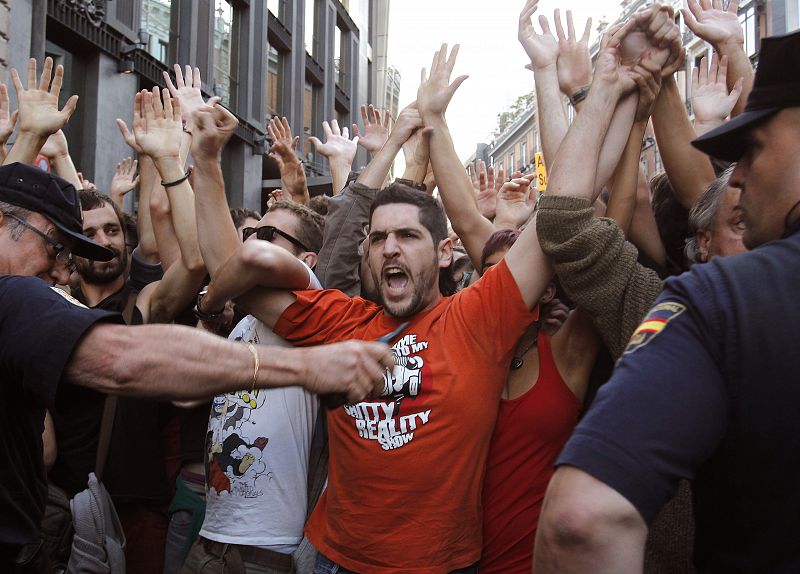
[5,212,75,271]
[242,225,309,252]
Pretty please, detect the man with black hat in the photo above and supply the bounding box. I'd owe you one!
[534,30,800,573]
[0,161,395,571]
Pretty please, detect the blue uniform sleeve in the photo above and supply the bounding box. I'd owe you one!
[0,276,119,405]
[556,265,731,523]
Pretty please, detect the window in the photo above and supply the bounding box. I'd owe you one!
[268,0,282,21]
[334,25,344,86]
[266,45,283,117]
[141,0,172,64]
[520,141,527,170]
[213,0,239,109]
[508,153,515,174]
[739,2,757,58]
[305,0,318,56]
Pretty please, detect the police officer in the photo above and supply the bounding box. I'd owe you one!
[534,30,800,573]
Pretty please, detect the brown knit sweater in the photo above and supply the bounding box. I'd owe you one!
[536,194,696,573]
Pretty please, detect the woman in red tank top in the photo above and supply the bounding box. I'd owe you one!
[477,230,601,574]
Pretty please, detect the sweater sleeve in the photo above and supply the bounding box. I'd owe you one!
[536,194,663,358]
[315,179,377,296]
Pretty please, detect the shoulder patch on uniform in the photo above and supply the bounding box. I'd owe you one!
[623,301,686,356]
[50,286,88,309]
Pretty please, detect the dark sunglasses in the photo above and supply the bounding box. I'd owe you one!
[242,225,309,252]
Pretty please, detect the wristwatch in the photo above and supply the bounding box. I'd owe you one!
[193,287,226,323]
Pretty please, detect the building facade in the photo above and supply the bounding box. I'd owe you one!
[5,0,389,213]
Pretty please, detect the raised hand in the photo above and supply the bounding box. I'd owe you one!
[681,0,743,50]
[163,64,208,130]
[519,0,558,71]
[495,174,536,230]
[110,157,139,201]
[553,8,593,95]
[39,129,70,159]
[402,126,433,175]
[352,104,391,154]
[191,102,239,160]
[132,87,183,160]
[388,103,425,146]
[416,44,468,121]
[10,57,78,138]
[691,53,744,134]
[634,4,683,72]
[470,160,497,220]
[308,119,358,165]
[593,20,641,96]
[267,116,299,162]
[0,84,18,147]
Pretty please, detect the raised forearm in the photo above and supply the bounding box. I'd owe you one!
[48,153,83,190]
[595,93,637,197]
[606,120,647,235]
[191,157,241,275]
[329,159,353,196]
[153,156,205,273]
[652,76,715,208]
[357,139,402,189]
[4,132,47,165]
[716,41,753,118]
[426,115,495,269]
[547,83,618,200]
[534,66,569,168]
[136,155,161,263]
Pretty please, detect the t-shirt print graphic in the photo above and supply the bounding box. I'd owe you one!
[343,333,432,451]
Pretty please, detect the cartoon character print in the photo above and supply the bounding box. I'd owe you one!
[343,333,433,451]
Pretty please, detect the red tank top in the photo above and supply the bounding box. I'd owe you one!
[479,332,582,574]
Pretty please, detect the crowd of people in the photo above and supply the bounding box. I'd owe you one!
[2,0,800,572]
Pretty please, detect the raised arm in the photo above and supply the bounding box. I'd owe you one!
[308,119,358,195]
[109,157,139,211]
[357,102,423,190]
[415,45,496,273]
[190,102,241,275]
[519,1,568,168]
[38,129,82,190]
[116,117,159,263]
[0,84,17,164]
[4,58,78,166]
[132,87,206,324]
[682,0,753,117]
[268,116,310,204]
[351,104,391,158]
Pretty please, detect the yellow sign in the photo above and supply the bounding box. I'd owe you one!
[535,152,547,192]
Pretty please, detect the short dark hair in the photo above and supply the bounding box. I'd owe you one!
[480,228,520,272]
[230,207,262,229]
[78,190,126,240]
[308,195,330,217]
[369,182,456,295]
[270,200,324,254]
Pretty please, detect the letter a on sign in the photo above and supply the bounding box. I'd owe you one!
[535,152,547,192]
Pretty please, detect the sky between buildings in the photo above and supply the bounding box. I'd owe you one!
[387,0,623,165]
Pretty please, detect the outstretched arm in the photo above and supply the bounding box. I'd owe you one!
[67,322,394,404]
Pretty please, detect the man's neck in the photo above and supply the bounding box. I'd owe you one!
[78,275,126,308]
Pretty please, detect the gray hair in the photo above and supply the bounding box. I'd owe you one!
[685,166,735,263]
[0,200,34,241]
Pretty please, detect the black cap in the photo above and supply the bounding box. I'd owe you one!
[0,162,113,261]
[692,30,800,162]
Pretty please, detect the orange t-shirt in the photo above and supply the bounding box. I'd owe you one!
[273,260,538,573]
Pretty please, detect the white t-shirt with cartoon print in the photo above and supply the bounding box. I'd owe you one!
[199,264,321,550]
